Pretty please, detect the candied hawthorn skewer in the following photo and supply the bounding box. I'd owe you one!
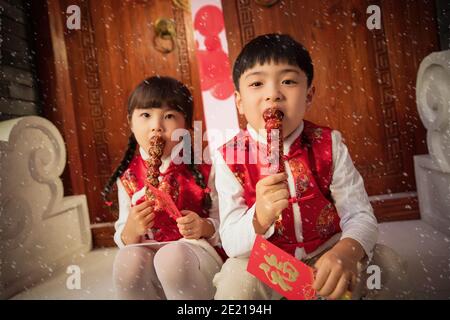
[263,108,285,223]
[263,108,285,173]
[143,135,166,239]
[146,135,165,190]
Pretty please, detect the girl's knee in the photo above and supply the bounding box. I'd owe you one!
[155,243,197,266]
[114,246,154,267]
[153,243,199,280]
[113,246,155,286]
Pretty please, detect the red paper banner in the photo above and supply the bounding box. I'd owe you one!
[247,235,352,300]
[146,184,182,221]
[247,235,317,300]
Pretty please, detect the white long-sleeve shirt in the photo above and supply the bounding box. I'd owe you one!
[113,146,221,248]
[214,121,378,260]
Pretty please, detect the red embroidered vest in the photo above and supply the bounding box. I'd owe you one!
[219,120,342,256]
[120,155,210,242]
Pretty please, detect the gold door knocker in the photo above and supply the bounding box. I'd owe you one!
[254,0,279,7]
[153,18,176,54]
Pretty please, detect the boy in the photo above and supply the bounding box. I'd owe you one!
[213,34,401,300]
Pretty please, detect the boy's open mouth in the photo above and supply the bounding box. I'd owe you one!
[263,107,284,123]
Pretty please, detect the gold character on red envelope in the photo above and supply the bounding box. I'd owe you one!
[259,254,299,292]
[248,235,318,300]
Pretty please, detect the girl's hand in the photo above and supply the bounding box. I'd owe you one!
[121,200,155,245]
[312,238,365,300]
[176,210,214,240]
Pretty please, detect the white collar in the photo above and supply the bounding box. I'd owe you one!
[246,121,304,154]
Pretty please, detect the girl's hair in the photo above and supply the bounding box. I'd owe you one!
[102,76,211,212]
[127,76,194,127]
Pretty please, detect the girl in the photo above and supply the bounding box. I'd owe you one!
[103,76,224,300]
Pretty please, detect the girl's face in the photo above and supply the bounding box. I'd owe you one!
[130,105,187,159]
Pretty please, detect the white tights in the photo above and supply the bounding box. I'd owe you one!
[113,242,221,300]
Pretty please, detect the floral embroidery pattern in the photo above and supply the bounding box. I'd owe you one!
[289,158,306,176]
[303,123,323,143]
[312,128,323,140]
[315,203,336,239]
[295,175,310,197]
[288,159,310,198]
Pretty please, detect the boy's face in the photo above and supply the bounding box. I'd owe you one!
[235,61,315,138]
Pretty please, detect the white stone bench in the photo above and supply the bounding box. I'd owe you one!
[11,247,117,300]
[0,116,92,299]
[414,50,450,238]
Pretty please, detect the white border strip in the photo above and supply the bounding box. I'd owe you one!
[368,192,417,202]
[90,222,115,229]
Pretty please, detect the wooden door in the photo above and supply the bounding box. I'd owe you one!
[32,0,440,247]
[222,0,440,222]
[32,0,203,246]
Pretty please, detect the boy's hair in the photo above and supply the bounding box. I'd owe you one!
[102,76,211,212]
[232,33,314,91]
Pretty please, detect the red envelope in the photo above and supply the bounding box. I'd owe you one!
[145,184,182,221]
[247,235,317,300]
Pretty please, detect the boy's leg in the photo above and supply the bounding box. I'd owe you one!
[304,244,408,299]
[354,244,409,299]
[305,244,408,299]
[213,258,274,300]
[153,242,221,300]
[113,246,165,300]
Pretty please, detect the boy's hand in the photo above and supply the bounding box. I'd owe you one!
[254,172,290,234]
[122,200,156,245]
[177,210,214,240]
[313,238,365,299]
